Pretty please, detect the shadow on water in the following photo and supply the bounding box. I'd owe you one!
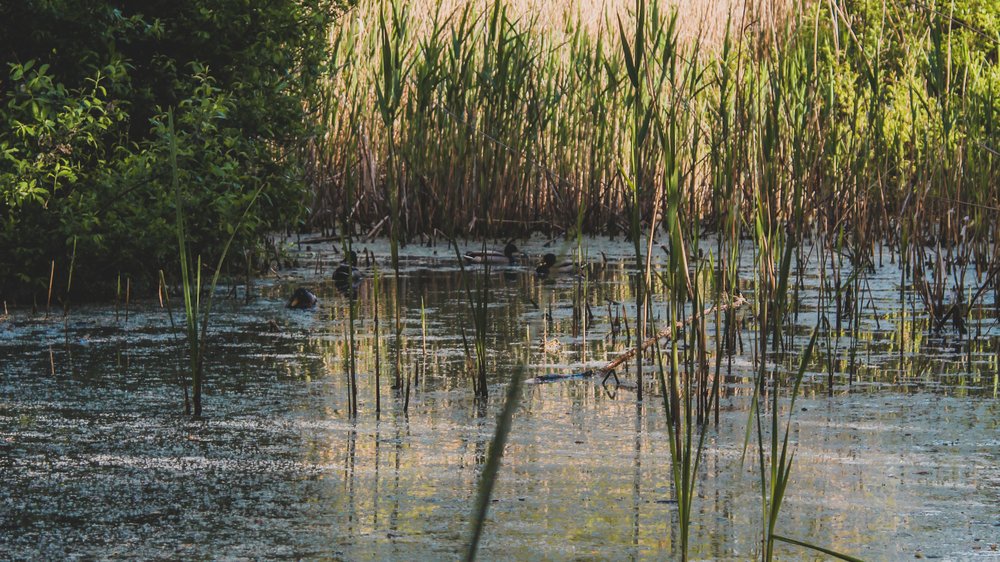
[1,236,998,559]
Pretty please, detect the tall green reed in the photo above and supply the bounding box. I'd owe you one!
[463,359,527,561]
[159,270,192,414]
[311,0,998,293]
[167,109,264,416]
[373,264,382,416]
[451,238,490,398]
[761,328,864,561]
[376,0,412,390]
[617,0,658,400]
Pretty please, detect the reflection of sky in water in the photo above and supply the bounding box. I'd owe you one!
[1,237,998,559]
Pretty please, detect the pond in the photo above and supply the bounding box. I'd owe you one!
[2,235,998,560]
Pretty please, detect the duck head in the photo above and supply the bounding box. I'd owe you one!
[535,253,556,276]
[287,287,318,309]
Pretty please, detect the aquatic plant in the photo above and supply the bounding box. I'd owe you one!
[452,237,491,399]
[375,0,411,394]
[158,269,191,413]
[345,248,359,419]
[759,328,864,561]
[617,0,655,401]
[167,109,264,416]
[303,0,1000,557]
[307,0,999,362]
[616,2,722,557]
[373,263,383,417]
[463,361,526,561]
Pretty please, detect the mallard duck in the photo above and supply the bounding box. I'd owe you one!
[463,241,524,265]
[333,250,364,285]
[287,287,318,309]
[535,253,578,277]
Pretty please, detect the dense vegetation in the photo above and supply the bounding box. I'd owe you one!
[313,0,999,248]
[3,0,998,303]
[2,1,995,557]
[0,0,343,302]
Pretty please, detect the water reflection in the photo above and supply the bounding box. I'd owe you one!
[0,237,998,559]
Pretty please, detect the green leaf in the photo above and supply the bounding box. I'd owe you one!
[617,15,639,89]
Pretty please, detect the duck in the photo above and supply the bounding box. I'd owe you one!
[287,287,318,309]
[333,250,364,285]
[463,241,525,266]
[535,253,579,277]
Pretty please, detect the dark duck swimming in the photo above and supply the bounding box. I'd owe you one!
[463,241,525,266]
[287,287,318,309]
[333,250,364,285]
[535,253,578,277]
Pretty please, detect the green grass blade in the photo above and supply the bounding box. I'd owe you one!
[771,534,865,562]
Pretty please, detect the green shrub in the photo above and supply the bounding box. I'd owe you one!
[0,0,346,301]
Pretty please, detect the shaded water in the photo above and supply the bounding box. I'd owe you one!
[2,236,999,560]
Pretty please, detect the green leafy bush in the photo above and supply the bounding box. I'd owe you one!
[0,0,345,301]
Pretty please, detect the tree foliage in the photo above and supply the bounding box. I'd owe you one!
[0,0,345,300]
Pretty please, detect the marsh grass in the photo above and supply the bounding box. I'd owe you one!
[463,358,527,561]
[114,275,132,325]
[310,0,997,298]
[46,260,54,318]
[158,270,191,414]
[761,329,863,560]
[310,0,999,558]
[167,109,264,416]
[373,264,382,416]
[451,237,491,398]
[57,238,78,344]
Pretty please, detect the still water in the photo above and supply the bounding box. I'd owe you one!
[2,236,998,560]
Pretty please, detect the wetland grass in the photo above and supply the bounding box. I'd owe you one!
[375,0,410,393]
[339,237,361,417]
[159,270,192,414]
[309,0,997,292]
[167,109,264,416]
[452,237,491,399]
[616,3,723,557]
[346,267,359,418]
[46,260,54,318]
[462,367,526,561]
[307,0,998,557]
[374,263,382,416]
[115,274,122,322]
[763,328,863,561]
[57,237,78,344]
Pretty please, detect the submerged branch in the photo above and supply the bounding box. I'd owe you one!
[599,294,748,379]
[526,294,748,385]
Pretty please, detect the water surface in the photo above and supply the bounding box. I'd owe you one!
[2,236,998,560]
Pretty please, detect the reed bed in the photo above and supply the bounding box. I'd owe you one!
[309,0,999,434]
[309,0,997,248]
[307,0,999,366]
[303,0,999,558]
